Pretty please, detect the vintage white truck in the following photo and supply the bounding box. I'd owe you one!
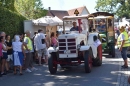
[48,15,102,74]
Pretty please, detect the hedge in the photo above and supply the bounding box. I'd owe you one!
[0,6,26,38]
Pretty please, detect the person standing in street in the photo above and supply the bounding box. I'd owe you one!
[0,36,8,77]
[23,30,37,73]
[32,31,38,61]
[117,26,130,68]
[115,31,118,45]
[5,35,13,73]
[23,31,33,72]
[34,29,48,65]
[12,35,25,75]
[0,32,8,75]
[19,33,24,42]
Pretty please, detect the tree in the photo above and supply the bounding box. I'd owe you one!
[0,0,26,38]
[0,0,16,11]
[95,0,130,18]
[14,0,47,19]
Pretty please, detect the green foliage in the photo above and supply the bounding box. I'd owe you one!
[0,6,26,38]
[95,0,130,18]
[14,0,47,19]
[0,0,16,11]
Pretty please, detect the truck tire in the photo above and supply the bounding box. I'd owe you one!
[96,57,102,66]
[84,49,92,73]
[97,44,102,66]
[48,53,57,74]
[92,44,102,66]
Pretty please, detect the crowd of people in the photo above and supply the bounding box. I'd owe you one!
[0,29,59,77]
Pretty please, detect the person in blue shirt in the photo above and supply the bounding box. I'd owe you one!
[96,22,106,32]
[70,22,80,31]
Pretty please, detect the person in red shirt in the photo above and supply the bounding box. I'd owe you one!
[51,32,58,47]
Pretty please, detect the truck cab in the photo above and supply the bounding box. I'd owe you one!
[48,15,102,74]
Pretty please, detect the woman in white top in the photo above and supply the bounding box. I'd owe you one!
[12,35,25,75]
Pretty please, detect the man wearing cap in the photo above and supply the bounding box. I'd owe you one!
[34,29,48,65]
[117,26,130,68]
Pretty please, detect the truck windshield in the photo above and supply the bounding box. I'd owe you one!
[63,19,89,34]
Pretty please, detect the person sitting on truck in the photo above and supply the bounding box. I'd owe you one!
[96,21,106,32]
[70,22,82,31]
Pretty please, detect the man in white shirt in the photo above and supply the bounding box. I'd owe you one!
[34,29,48,65]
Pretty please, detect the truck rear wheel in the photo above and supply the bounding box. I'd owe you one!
[84,49,92,73]
[48,52,57,74]
[97,44,102,66]
[93,44,102,66]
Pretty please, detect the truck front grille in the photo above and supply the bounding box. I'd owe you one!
[58,38,76,54]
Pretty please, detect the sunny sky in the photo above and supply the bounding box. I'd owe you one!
[42,0,97,13]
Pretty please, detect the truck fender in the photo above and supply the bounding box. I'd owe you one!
[79,45,90,51]
[48,47,58,53]
[90,45,97,58]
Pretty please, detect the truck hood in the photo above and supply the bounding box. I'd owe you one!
[58,32,85,39]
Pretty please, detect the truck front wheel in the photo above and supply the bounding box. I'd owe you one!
[84,49,92,73]
[48,52,57,74]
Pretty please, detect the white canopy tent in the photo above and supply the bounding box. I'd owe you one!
[33,16,63,26]
[32,16,63,43]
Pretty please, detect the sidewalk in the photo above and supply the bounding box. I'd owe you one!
[116,49,130,86]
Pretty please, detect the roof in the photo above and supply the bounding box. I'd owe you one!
[46,6,90,20]
[46,10,69,20]
[68,6,90,16]
[63,14,93,20]
[90,12,114,17]
[88,16,114,19]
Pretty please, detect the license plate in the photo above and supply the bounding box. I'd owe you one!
[64,50,70,54]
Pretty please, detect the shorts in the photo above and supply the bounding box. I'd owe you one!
[2,52,8,59]
[6,54,13,61]
[37,48,47,57]
[121,47,128,60]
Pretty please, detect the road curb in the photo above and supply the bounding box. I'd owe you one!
[116,50,121,86]
[116,50,130,86]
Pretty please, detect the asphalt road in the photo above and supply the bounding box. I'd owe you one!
[0,55,120,86]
